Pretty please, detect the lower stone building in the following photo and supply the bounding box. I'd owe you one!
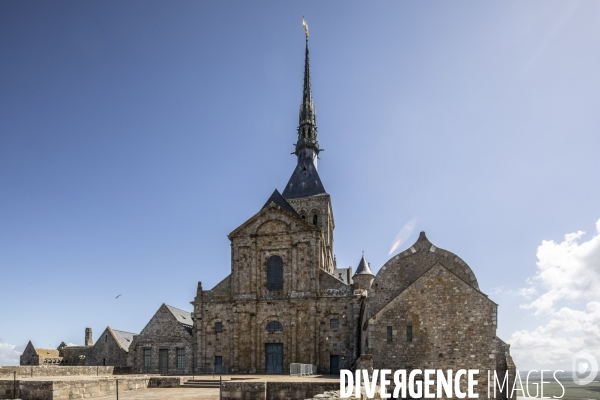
[20,342,64,365]
[20,326,136,367]
[86,327,136,367]
[128,304,193,374]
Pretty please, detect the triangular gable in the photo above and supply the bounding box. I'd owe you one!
[140,304,192,337]
[228,198,317,239]
[21,341,37,358]
[262,189,298,215]
[369,262,496,324]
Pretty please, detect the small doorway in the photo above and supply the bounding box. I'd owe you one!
[159,349,169,374]
[215,356,223,373]
[330,355,339,375]
[265,343,283,373]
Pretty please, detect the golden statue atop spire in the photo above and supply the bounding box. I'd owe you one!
[302,16,309,38]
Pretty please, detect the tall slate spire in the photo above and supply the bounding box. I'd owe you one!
[282,18,327,200]
[295,31,320,159]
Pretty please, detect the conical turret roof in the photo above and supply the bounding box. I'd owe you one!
[354,253,374,276]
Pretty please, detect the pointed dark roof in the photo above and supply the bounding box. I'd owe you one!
[281,159,327,199]
[262,189,298,215]
[111,329,136,352]
[354,253,374,276]
[295,33,320,157]
[165,304,193,335]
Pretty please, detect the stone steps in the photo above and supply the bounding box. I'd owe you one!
[181,379,222,388]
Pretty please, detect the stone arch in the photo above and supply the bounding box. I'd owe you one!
[298,209,308,221]
[266,320,283,332]
[258,314,288,373]
[373,232,479,296]
[308,208,320,227]
[256,219,290,235]
[260,315,283,330]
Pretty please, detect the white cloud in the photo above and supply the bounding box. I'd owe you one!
[0,341,24,366]
[509,219,600,370]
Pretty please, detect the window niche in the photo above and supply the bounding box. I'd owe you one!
[267,256,283,291]
[266,320,283,332]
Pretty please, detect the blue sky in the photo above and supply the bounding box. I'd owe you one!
[1,1,599,370]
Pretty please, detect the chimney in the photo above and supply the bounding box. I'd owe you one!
[85,328,93,346]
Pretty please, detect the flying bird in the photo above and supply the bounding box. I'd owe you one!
[115,294,122,299]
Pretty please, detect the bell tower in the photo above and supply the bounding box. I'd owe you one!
[283,18,335,272]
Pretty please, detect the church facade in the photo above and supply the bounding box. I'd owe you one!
[187,33,515,387]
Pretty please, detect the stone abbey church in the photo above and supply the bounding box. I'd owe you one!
[21,35,515,384]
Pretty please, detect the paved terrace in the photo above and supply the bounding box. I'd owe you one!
[0,374,341,400]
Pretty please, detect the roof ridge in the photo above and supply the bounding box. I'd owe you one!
[165,304,191,314]
[111,329,137,335]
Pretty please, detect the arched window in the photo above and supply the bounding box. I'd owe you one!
[313,214,318,226]
[266,321,283,332]
[267,256,283,291]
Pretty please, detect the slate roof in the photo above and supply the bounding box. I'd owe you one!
[333,267,353,285]
[354,254,374,276]
[165,304,193,335]
[112,329,136,352]
[262,189,298,215]
[36,348,60,357]
[281,158,327,199]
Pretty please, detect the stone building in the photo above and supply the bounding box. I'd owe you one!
[20,342,64,365]
[190,32,515,392]
[20,327,136,367]
[86,327,136,367]
[128,304,193,374]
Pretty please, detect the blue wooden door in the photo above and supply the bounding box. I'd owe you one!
[265,344,283,373]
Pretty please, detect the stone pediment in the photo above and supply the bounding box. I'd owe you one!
[228,200,318,239]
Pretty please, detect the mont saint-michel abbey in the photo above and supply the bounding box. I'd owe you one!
[21,32,515,387]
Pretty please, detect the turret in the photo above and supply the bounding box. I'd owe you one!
[353,253,375,291]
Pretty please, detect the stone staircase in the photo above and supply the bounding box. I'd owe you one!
[181,378,222,388]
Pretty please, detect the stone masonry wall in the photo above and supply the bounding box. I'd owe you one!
[220,381,341,400]
[0,376,189,400]
[194,203,360,374]
[86,327,129,366]
[369,232,480,318]
[59,346,91,366]
[0,366,114,379]
[366,263,498,399]
[128,305,193,374]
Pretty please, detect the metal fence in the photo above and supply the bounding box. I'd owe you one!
[290,363,316,376]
